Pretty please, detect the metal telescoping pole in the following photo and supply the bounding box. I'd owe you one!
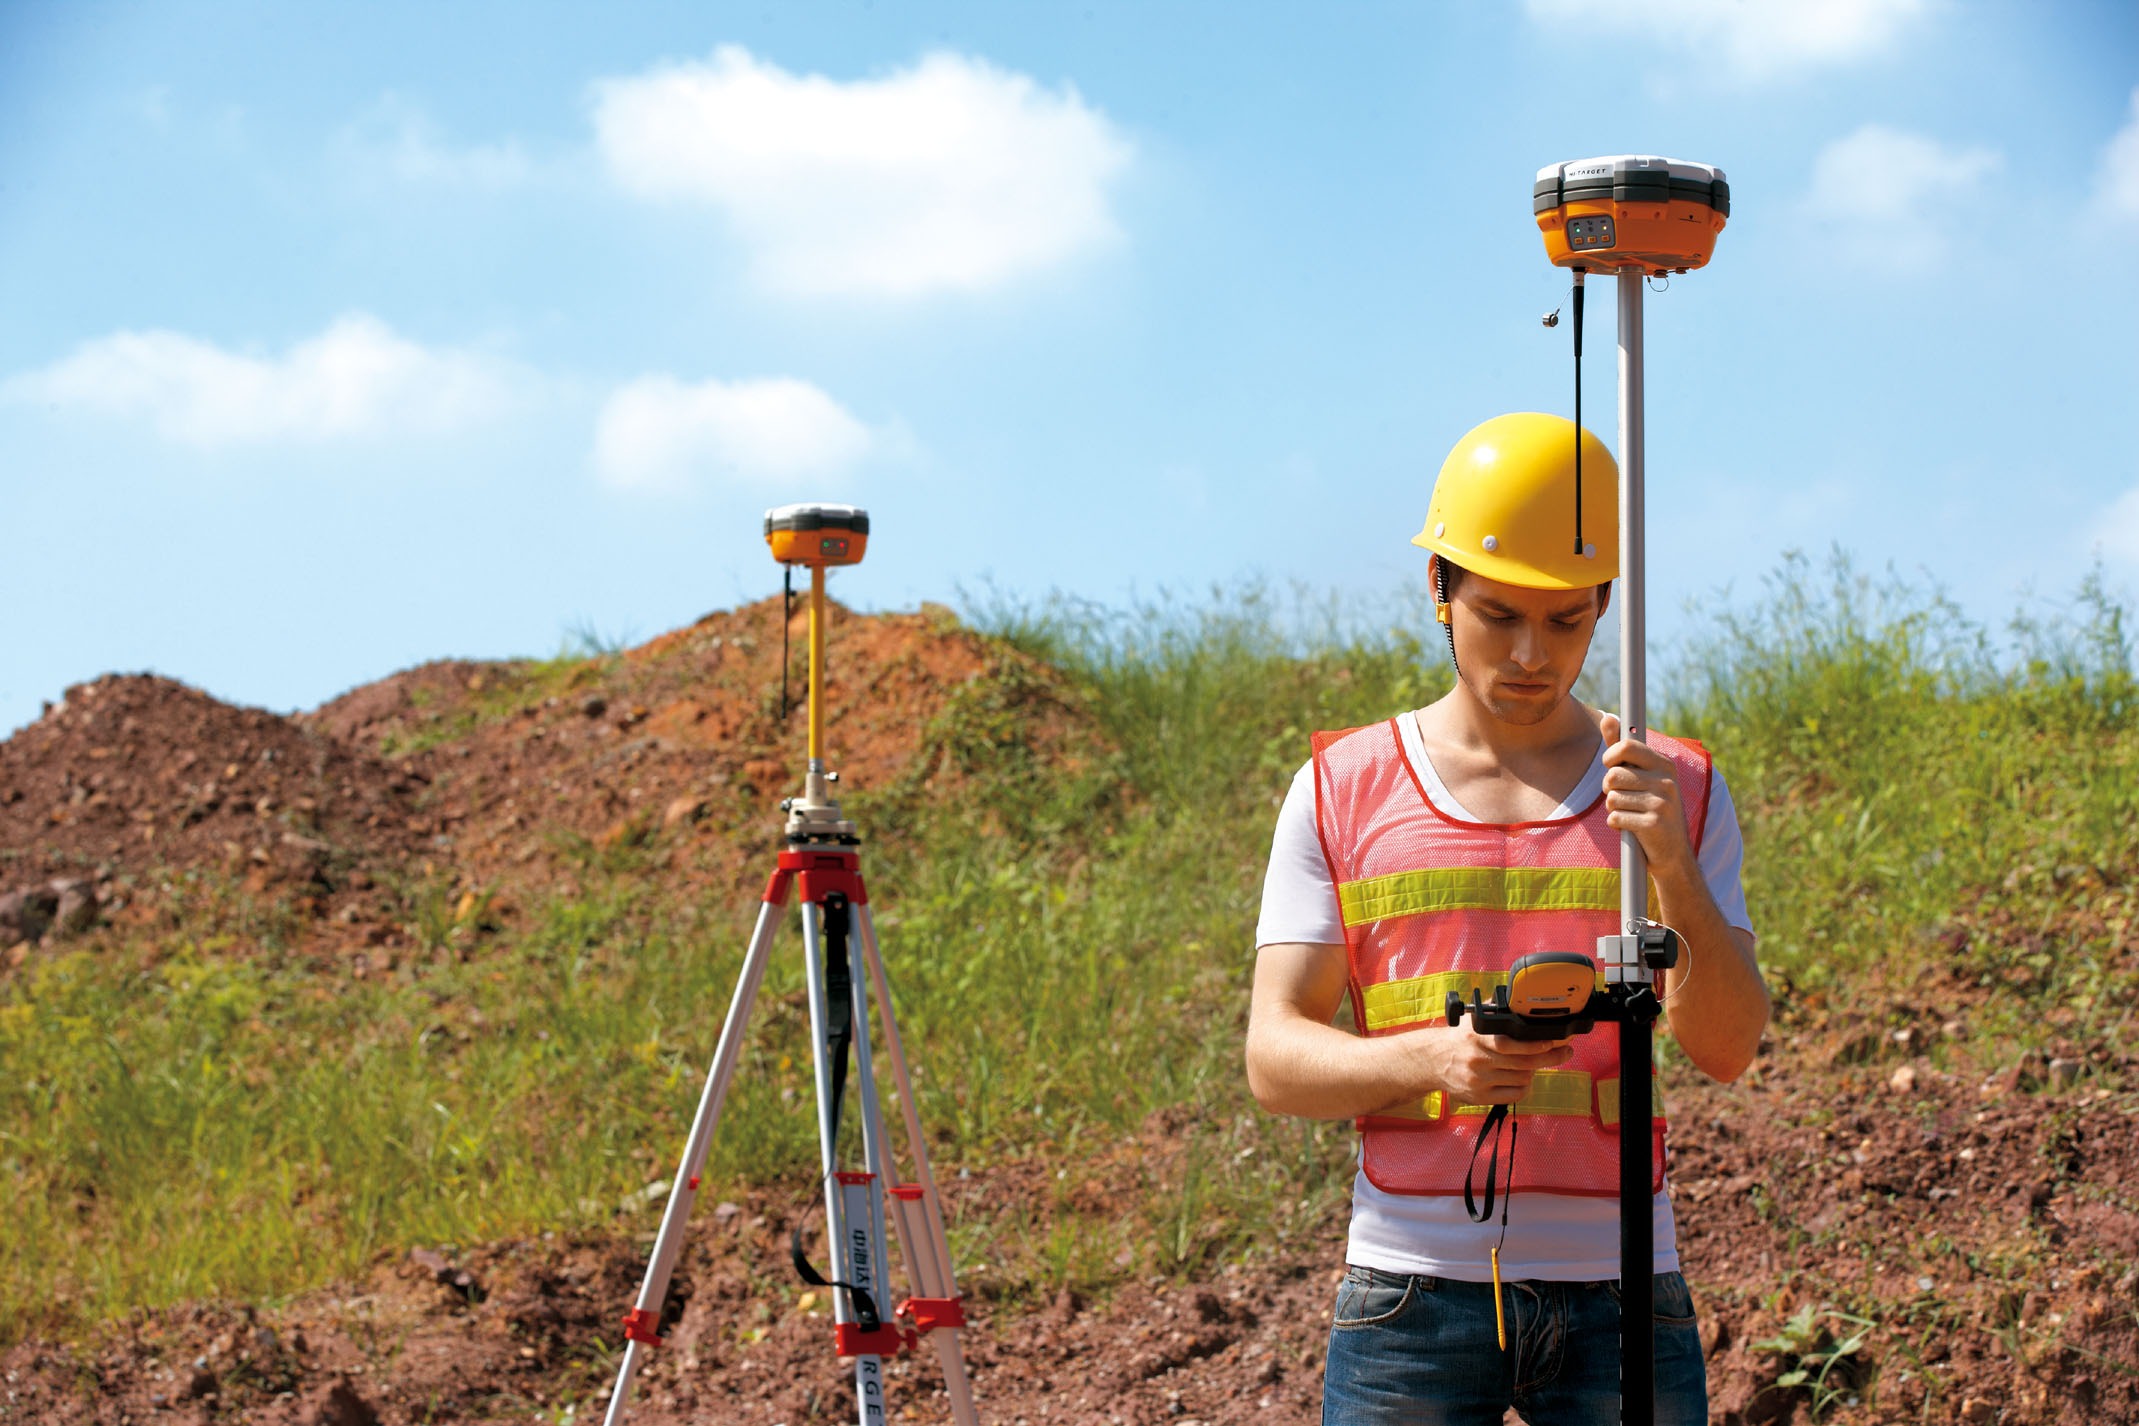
[1616,269,1655,1424]
[800,900,889,1424]
[809,566,829,783]
[603,900,787,1426]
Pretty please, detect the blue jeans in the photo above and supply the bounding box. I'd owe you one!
[1321,1267,1708,1425]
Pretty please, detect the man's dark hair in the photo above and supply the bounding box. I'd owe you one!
[1431,555,1609,672]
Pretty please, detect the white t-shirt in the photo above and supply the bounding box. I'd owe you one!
[1255,709,1756,1282]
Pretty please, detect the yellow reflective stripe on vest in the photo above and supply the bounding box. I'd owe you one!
[1359,968,1609,1032]
[1375,1070,1599,1123]
[1337,866,1620,927]
[1376,1075,1628,1125]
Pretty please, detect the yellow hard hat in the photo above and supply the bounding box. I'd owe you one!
[1412,413,1619,589]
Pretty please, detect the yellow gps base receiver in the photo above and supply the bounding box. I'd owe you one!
[1534,156,1729,276]
[765,502,870,568]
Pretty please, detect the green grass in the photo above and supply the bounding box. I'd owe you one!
[1,559,2134,1344]
[1672,552,2138,1039]
[376,648,616,757]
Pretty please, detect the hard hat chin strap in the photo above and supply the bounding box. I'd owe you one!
[1433,558,1460,675]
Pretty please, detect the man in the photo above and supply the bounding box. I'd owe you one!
[1245,412,1769,1425]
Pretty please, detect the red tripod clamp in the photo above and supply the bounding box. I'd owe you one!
[762,847,868,908]
[833,1321,911,1357]
[830,1294,966,1357]
[620,1307,663,1345]
[899,1295,967,1333]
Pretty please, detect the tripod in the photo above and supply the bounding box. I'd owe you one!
[603,506,981,1426]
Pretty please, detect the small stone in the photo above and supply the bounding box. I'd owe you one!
[49,881,98,938]
[2048,1058,2081,1088]
[0,888,55,944]
[303,1376,380,1426]
[662,795,705,830]
[1960,1397,1996,1424]
[1889,1064,1918,1094]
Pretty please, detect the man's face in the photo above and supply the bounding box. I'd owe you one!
[1445,567,1606,726]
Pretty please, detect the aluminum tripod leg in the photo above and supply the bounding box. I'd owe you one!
[603,899,785,1426]
[858,905,980,1426]
[800,898,890,1424]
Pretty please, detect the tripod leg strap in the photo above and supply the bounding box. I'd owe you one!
[790,1219,882,1332]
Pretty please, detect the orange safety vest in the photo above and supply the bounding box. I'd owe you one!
[1310,717,1712,1198]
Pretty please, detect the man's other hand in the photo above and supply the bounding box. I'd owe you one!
[1599,712,1695,878]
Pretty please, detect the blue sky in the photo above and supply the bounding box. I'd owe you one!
[4,0,2136,732]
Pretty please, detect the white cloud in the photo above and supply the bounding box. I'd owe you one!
[1800,124,2002,271]
[2093,88,2139,220]
[2,314,519,445]
[1523,0,1929,81]
[338,94,535,188]
[593,375,877,492]
[2098,487,2139,568]
[590,46,1133,298]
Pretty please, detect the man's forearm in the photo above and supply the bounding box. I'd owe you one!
[1246,1014,1433,1120]
[1652,860,1769,1081]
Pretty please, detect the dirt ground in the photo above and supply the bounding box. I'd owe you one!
[4,1047,2133,1426]
[3,603,2134,1425]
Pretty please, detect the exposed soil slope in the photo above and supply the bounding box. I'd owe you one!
[1,596,1099,961]
[0,673,431,950]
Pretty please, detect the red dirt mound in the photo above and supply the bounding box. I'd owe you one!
[300,595,1102,901]
[0,598,1106,967]
[0,674,430,947]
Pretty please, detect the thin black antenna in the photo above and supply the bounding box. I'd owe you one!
[780,564,794,722]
